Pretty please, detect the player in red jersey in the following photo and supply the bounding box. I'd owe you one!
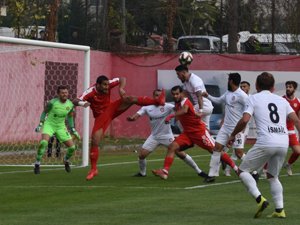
[283,81,300,175]
[74,75,165,180]
[152,85,236,180]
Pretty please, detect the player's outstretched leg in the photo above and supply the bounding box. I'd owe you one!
[34,140,48,174]
[134,89,165,106]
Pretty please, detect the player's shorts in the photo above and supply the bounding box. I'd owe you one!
[92,99,128,134]
[42,123,72,143]
[142,134,174,152]
[175,129,215,152]
[216,126,245,149]
[239,146,288,177]
[288,132,299,146]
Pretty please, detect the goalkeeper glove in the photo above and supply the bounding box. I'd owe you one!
[71,128,81,141]
[35,122,43,133]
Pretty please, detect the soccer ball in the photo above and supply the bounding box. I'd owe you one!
[179,51,193,65]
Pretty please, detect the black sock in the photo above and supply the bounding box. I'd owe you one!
[256,195,262,203]
[275,208,283,213]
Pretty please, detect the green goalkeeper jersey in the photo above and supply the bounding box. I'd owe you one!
[44,98,74,127]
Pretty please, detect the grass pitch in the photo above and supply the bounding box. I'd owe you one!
[0,144,299,225]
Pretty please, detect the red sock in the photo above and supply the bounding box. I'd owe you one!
[288,152,299,165]
[221,152,236,169]
[137,96,156,106]
[163,156,174,171]
[90,146,99,170]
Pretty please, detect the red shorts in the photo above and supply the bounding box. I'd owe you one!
[289,133,299,146]
[92,99,127,134]
[175,129,215,152]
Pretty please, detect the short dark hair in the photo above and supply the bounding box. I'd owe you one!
[285,80,298,89]
[57,85,68,93]
[228,73,241,86]
[152,89,162,95]
[171,85,183,93]
[241,81,250,86]
[96,75,109,84]
[175,65,189,72]
[256,72,275,90]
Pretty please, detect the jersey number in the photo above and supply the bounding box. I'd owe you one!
[268,103,279,123]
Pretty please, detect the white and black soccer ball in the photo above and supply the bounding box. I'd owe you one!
[178,51,193,65]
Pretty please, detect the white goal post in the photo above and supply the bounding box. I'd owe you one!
[0,36,90,167]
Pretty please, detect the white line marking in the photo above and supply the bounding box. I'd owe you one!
[0,154,210,175]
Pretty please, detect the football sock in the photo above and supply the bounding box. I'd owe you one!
[239,171,261,198]
[221,152,237,170]
[136,97,157,106]
[36,140,48,161]
[288,152,299,165]
[163,156,174,171]
[90,146,99,170]
[208,151,221,177]
[183,154,202,174]
[269,177,283,209]
[65,145,76,160]
[139,158,147,176]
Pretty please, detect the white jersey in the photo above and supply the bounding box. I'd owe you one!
[244,90,294,148]
[137,103,174,138]
[208,87,248,131]
[183,73,214,111]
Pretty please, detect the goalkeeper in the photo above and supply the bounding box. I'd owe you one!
[34,86,80,174]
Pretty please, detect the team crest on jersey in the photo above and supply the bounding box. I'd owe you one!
[232,96,236,101]
[160,107,165,112]
[294,103,298,108]
[66,107,70,111]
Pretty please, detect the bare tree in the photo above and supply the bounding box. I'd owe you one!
[227,0,238,53]
[165,0,177,52]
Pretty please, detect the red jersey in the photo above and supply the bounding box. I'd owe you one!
[79,78,120,118]
[283,95,300,131]
[175,98,206,133]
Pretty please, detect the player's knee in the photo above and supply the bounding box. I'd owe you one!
[40,139,48,148]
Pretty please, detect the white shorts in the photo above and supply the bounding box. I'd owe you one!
[142,134,174,152]
[239,146,288,177]
[216,126,245,149]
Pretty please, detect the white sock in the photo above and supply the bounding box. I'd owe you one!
[208,151,221,177]
[139,158,146,176]
[239,171,261,198]
[183,154,202,174]
[269,177,283,209]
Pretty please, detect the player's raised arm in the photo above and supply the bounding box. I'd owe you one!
[127,113,141,122]
[118,77,126,97]
[73,98,91,108]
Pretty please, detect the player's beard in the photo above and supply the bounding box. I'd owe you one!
[286,90,295,98]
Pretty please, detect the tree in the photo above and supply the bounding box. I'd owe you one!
[45,0,61,41]
[227,0,238,53]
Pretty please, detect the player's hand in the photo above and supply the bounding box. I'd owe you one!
[127,116,135,121]
[227,135,235,148]
[35,122,43,133]
[83,102,91,108]
[202,92,208,97]
[71,128,81,141]
[165,114,175,124]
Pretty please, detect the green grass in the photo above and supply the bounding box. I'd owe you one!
[0,146,299,225]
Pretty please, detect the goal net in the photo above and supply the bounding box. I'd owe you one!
[0,37,90,167]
